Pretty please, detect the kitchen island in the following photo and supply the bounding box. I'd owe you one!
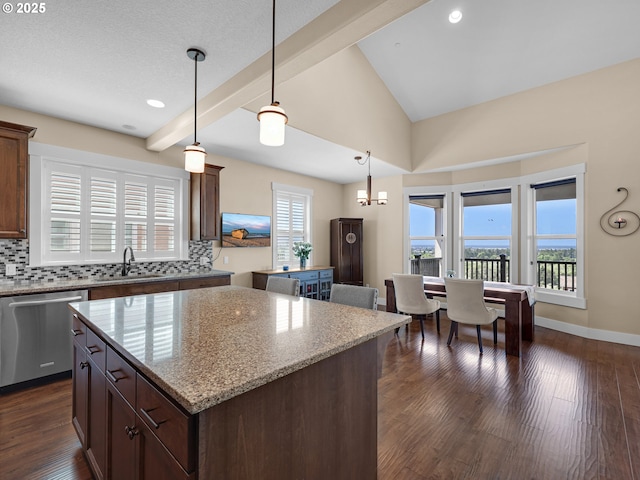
[69,285,410,479]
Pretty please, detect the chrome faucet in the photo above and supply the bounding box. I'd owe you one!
[122,247,135,276]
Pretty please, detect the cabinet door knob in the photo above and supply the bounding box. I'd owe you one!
[80,361,89,370]
[124,425,139,440]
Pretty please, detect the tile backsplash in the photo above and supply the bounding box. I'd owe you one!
[0,239,213,282]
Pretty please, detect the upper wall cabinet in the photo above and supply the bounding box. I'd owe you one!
[0,121,37,239]
[191,164,224,241]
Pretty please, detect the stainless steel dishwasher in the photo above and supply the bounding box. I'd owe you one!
[0,289,88,388]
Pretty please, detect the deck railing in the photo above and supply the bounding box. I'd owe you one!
[410,255,577,290]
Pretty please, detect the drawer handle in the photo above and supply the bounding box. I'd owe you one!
[140,407,164,430]
[106,369,125,383]
[71,329,83,336]
[85,345,101,355]
[80,361,89,370]
[124,425,139,440]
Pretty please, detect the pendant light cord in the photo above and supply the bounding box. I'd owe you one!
[270,0,276,105]
[194,52,198,144]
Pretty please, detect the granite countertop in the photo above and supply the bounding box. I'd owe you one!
[69,285,411,415]
[0,269,234,297]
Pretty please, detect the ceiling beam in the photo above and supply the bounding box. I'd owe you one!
[146,0,431,152]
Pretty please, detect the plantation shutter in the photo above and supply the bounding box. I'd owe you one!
[89,175,117,254]
[274,190,309,266]
[40,158,185,265]
[125,181,148,252]
[154,184,175,252]
[49,170,82,254]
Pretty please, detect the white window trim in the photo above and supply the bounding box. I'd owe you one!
[29,142,189,267]
[452,179,520,284]
[520,164,586,309]
[403,186,453,274]
[271,182,314,269]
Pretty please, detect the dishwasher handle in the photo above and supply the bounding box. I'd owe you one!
[8,295,84,308]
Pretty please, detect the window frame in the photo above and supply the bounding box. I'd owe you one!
[29,142,189,267]
[454,184,518,283]
[403,186,452,275]
[520,164,586,308]
[271,182,313,269]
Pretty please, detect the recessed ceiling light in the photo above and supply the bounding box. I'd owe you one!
[146,99,165,108]
[449,9,462,24]
[122,125,137,131]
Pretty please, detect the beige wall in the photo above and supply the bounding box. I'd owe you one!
[4,57,640,339]
[0,105,344,288]
[381,59,640,336]
[245,45,412,171]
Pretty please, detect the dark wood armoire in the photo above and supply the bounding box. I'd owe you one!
[330,218,363,286]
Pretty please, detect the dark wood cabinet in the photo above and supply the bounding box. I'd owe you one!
[190,164,223,240]
[0,121,36,239]
[330,218,364,286]
[106,381,136,480]
[72,340,89,447]
[75,323,196,480]
[88,275,231,301]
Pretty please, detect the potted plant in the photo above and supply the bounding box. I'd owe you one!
[292,241,313,268]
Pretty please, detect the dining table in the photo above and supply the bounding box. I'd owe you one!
[385,276,535,357]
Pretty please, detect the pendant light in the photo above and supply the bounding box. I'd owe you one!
[184,48,207,173]
[257,0,288,146]
[356,151,388,206]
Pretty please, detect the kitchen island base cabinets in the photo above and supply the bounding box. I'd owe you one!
[74,319,378,479]
[198,338,378,479]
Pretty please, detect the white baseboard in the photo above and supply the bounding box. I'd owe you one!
[380,296,640,348]
[535,316,640,347]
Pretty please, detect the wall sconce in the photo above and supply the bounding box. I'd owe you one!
[355,151,387,206]
[599,187,639,236]
[614,217,627,228]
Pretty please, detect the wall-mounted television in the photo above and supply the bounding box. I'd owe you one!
[221,212,271,248]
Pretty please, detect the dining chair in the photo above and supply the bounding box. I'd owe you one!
[444,278,499,354]
[265,276,300,296]
[329,283,389,378]
[392,274,441,338]
[329,283,378,310]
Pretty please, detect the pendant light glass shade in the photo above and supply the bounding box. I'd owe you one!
[184,143,206,173]
[258,102,288,146]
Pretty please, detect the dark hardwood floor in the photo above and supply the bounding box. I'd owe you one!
[1,313,639,479]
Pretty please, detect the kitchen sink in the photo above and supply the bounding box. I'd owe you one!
[93,273,165,282]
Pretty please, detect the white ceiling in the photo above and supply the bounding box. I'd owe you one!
[2,0,639,184]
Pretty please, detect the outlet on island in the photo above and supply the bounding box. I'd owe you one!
[5,264,17,276]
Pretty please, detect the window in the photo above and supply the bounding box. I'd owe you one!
[408,195,445,276]
[272,183,313,268]
[522,165,585,308]
[404,164,585,308]
[460,188,513,282]
[29,143,189,266]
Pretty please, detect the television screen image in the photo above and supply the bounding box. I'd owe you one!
[221,213,271,248]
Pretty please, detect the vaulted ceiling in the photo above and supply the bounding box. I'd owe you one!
[2,0,639,183]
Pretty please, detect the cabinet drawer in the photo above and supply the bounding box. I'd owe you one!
[319,269,333,279]
[85,329,106,372]
[292,271,319,282]
[89,280,180,300]
[137,375,195,472]
[71,314,87,346]
[106,347,136,407]
[178,276,230,290]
